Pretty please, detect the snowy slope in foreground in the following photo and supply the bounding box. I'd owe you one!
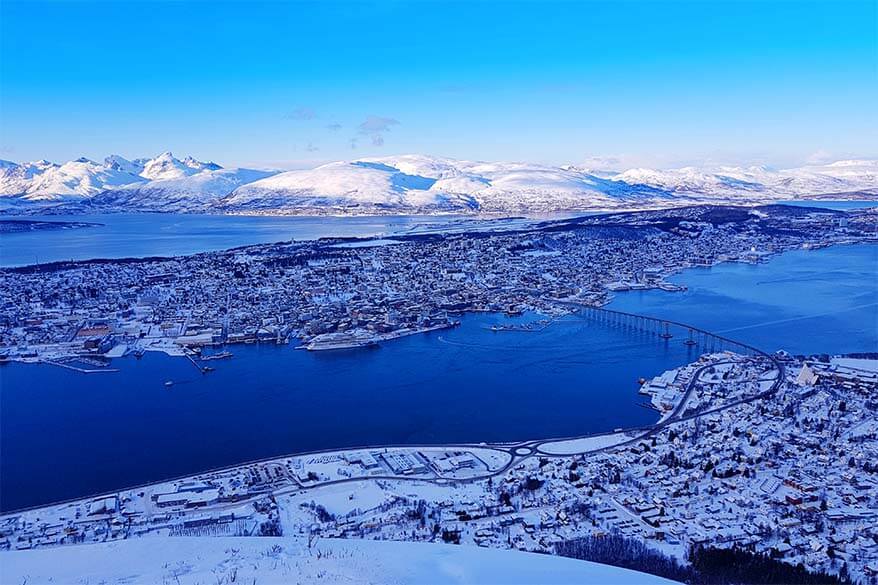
[0,537,679,585]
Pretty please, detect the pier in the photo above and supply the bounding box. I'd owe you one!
[42,360,120,374]
[185,353,213,373]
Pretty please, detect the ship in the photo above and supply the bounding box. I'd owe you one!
[303,331,380,351]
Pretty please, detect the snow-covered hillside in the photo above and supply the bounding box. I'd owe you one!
[0,152,269,210]
[139,151,222,181]
[613,160,878,199]
[1,153,875,214]
[0,157,143,201]
[221,155,671,214]
[0,536,680,585]
[222,158,480,213]
[91,167,277,212]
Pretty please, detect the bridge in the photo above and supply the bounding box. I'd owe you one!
[563,302,768,358]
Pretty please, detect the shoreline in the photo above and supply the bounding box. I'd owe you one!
[0,329,776,517]
[3,194,876,220]
[2,238,873,368]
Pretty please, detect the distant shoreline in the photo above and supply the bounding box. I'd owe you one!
[0,219,103,234]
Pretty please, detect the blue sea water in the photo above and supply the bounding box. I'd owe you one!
[0,202,870,267]
[0,213,464,267]
[0,233,875,512]
[1,313,678,512]
[609,244,878,355]
[777,200,877,211]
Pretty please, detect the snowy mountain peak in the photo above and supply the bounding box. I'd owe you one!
[183,155,222,172]
[104,154,144,175]
[136,152,223,181]
[0,152,246,203]
[0,153,875,212]
[141,152,192,180]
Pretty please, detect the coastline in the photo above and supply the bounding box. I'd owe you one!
[2,237,873,368]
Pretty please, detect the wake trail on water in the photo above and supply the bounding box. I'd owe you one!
[436,334,680,354]
[716,302,878,334]
[755,271,855,285]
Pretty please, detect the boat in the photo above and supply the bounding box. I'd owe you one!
[304,330,380,351]
[164,380,174,387]
[201,350,233,361]
[305,338,379,351]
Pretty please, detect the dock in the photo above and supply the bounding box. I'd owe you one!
[42,360,119,374]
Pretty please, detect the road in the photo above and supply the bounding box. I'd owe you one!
[1,307,786,518]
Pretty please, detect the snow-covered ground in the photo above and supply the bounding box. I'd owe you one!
[537,431,632,455]
[832,357,878,372]
[0,536,679,585]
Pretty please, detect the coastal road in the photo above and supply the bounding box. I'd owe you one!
[0,310,785,518]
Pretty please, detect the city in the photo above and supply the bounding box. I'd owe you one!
[2,0,877,582]
[1,203,877,583]
[1,205,873,366]
[3,347,877,581]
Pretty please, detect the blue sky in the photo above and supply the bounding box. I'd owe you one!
[1,0,875,169]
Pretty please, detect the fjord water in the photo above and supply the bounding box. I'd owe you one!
[1,243,876,512]
[0,213,464,267]
[2,313,671,512]
[610,243,878,355]
[1,202,872,267]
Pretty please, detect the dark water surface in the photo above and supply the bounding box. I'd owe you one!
[609,244,877,355]
[0,243,875,512]
[0,213,464,267]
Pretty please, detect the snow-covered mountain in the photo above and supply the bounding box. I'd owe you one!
[612,160,878,199]
[139,151,222,181]
[0,152,274,210]
[91,167,277,212]
[222,157,480,213]
[0,157,143,201]
[220,155,670,214]
[1,153,875,214]
[222,155,876,214]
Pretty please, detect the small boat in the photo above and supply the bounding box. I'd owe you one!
[164,380,174,387]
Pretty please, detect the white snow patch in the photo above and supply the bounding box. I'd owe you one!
[0,536,680,584]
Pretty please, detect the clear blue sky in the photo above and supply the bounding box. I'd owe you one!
[1,0,875,169]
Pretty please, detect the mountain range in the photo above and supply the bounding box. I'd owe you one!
[1,153,875,215]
